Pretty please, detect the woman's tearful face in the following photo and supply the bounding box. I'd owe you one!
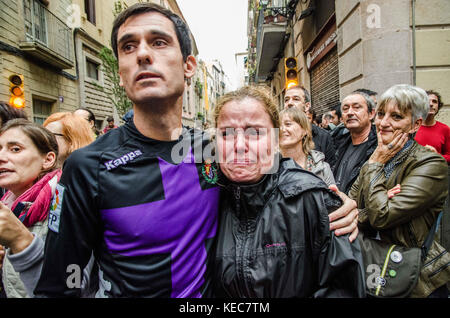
[216,97,276,184]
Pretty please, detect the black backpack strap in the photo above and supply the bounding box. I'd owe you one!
[421,211,443,261]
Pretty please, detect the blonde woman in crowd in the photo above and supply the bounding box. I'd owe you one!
[280,107,336,187]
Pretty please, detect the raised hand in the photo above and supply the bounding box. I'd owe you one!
[0,201,34,254]
[369,130,408,164]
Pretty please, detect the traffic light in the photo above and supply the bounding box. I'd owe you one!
[9,74,25,109]
[284,57,299,90]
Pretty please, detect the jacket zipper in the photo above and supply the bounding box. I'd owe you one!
[428,261,450,278]
[234,186,241,214]
[234,186,253,297]
[424,251,447,268]
[408,223,419,247]
[424,250,449,278]
[369,170,384,190]
[234,186,246,295]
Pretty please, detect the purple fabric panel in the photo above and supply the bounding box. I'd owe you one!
[100,148,219,297]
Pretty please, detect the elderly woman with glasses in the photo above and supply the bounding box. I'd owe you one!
[349,84,450,298]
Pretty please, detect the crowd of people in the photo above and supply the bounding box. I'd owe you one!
[0,2,449,299]
[0,104,117,298]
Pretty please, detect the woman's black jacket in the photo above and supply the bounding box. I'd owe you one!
[213,157,366,298]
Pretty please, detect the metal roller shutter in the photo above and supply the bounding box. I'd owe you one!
[310,47,340,116]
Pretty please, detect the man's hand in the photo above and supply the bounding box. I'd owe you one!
[0,202,34,254]
[328,185,359,242]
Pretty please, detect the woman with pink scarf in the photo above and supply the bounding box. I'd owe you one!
[0,119,60,298]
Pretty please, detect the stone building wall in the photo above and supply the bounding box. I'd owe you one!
[0,0,79,119]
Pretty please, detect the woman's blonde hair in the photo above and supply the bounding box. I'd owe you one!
[43,112,94,156]
[213,85,280,129]
[280,107,315,156]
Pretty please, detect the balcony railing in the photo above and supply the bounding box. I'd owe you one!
[21,0,73,69]
[263,7,289,24]
[254,5,289,82]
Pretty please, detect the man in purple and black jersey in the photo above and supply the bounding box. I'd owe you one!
[4,3,359,298]
[32,3,219,298]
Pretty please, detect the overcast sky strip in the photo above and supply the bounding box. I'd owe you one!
[177,0,249,90]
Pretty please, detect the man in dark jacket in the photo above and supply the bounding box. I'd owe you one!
[284,85,336,167]
[333,91,377,194]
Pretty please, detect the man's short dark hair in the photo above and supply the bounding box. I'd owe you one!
[286,85,311,103]
[332,103,342,119]
[316,114,322,125]
[107,116,114,122]
[111,3,192,61]
[306,108,316,121]
[0,101,28,126]
[426,89,444,110]
[354,88,377,97]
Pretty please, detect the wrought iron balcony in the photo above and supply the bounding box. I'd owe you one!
[20,0,74,69]
[255,6,289,82]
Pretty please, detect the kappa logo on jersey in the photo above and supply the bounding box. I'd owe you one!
[48,184,65,233]
[104,149,143,170]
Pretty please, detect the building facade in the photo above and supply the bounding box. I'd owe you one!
[196,59,228,127]
[1,0,79,124]
[248,0,450,125]
[1,0,203,130]
[235,51,249,88]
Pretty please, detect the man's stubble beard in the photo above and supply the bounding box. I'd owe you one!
[130,84,185,114]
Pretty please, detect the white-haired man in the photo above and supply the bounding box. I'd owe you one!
[333,91,377,194]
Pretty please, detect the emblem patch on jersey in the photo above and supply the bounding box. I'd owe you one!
[201,159,218,184]
[48,184,65,233]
